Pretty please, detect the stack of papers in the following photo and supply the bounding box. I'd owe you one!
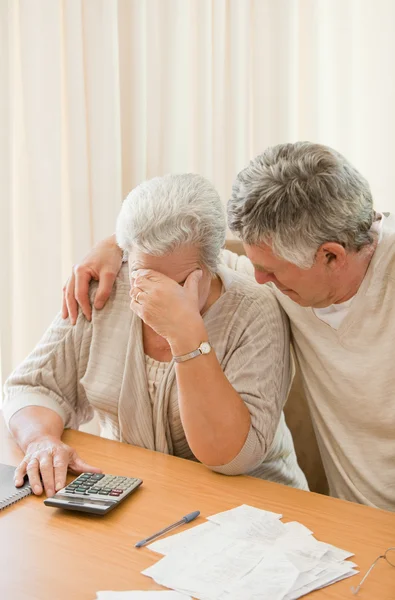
[142,505,358,600]
[96,593,191,599]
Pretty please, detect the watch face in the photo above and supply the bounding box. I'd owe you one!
[200,342,211,355]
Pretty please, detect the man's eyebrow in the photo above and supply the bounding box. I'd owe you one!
[252,263,272,273]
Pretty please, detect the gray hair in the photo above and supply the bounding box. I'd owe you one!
[116,173,226,273]
[228,142,376,268]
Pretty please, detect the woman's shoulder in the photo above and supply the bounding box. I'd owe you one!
[207,266,286,333]
[218,265,277,306]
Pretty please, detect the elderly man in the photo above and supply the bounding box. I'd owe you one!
[59,142,394,511]
[227,142,395,511]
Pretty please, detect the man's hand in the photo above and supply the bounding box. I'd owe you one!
[130,269,206,349]
[62,235,123,324]
[14,435,102,497]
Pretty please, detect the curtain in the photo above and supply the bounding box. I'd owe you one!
[1,0,395,388]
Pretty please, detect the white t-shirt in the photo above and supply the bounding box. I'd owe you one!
[313,214,384,329]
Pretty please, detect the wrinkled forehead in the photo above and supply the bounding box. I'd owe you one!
[128,246,201,282]
[243,242,286,271]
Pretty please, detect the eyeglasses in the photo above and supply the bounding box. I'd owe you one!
[351,547,395,595]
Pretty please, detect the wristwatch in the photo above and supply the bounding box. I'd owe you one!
[173,341,212,363]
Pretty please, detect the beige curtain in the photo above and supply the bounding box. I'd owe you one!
[1,0,395,388]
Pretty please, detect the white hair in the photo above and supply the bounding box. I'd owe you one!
[116,173,226,273]
[228,142,376,268]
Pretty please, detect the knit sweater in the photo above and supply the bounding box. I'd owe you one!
[3,264,307,490]
[222,215,395,511]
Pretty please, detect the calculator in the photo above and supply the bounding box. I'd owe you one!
[43,472,143,515]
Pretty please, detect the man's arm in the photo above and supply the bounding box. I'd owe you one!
[61,239,255,325]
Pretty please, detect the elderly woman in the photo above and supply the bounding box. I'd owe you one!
[4,174,307,497]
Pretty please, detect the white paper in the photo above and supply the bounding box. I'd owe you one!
[218,515,286,544]
[319,542,354,561]
[218,552,300,600]
[148,521,219,556]
[142,505,357,600]
[143,539,268,600]
[96,592,191,600]
[207,503,282,525]
[284,564,359,600]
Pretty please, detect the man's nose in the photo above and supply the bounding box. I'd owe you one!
[254,270,272,285]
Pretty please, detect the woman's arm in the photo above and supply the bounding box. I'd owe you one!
[4,311,99,495]
[130,268,290,472]
[62,234,123,324]
[9,406,100,497]
[171,325,252,466]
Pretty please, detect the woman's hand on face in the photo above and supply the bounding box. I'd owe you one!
[130,269,205,343]
[62,235,123,325]
[14,436,102,497]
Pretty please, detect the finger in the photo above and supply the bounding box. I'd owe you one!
[26,458,44,495]
[131,269,162,288]
[52,449,70,492]
[14,460,28,487]
[130,287,145,303]
[38,451,56,497]
[94,270,117,310]
[62,285,69,319]
[65,272,79,325]
[184,269,203,297]
[74,265,93,322]
[68,455,102,475]
[130,297,144,318]
[130,269,154,279]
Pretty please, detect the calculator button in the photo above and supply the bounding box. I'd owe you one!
[109,491,122,497]
[112,489,123,493]
[100,490,110,495]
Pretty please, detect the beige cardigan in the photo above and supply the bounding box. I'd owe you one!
[4,263,307,490]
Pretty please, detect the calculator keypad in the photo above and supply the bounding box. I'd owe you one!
[63,473,141,500]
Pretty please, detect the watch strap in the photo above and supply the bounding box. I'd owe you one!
[173,348,202,363]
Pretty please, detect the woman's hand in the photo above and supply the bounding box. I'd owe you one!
[130,269,206,350]
[14,435,102,497]
[62,235,123,325]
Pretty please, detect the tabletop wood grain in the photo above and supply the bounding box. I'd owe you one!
[1,419,394,600]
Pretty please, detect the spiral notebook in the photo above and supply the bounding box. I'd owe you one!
[0,463,32,510]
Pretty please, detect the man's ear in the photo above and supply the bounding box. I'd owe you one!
[316,242,347,269]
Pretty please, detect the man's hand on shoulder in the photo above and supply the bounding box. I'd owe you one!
[62,234,123,324]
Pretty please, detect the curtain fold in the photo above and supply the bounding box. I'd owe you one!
[1,0,395,387]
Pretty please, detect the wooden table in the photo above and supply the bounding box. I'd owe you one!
[1,422,394,600]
